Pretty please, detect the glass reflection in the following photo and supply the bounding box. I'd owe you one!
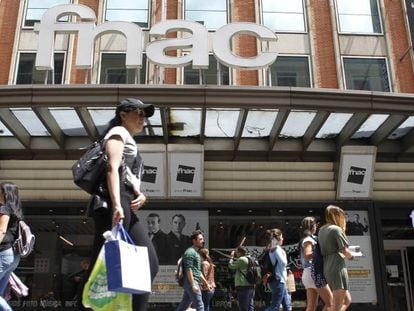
[336,0,381,33]
[169,108,201,137]
[352,114,388,138]
[280,111,316,137]
[316,113,353,138]
[0,120,13,136]
[10,108,50,136]
[205,109,240,137]
[242,110,278,137]
[388,116,414,140]
[49,108,87,136]
[262,0,305,32]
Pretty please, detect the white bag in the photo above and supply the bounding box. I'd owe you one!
[105,224,151,294]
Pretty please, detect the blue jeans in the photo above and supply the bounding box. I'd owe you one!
[0,247,20,311]
[176,278,204,311]
[236,287,255,311]
[201,289,215,311]
[264,279,291,311]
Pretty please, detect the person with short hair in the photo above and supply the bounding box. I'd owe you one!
[319,205,354,311]
[0,182,23,311]
[167,214,191,264]
[228,246,255,311]
[176,230,210,311]
[147,213,169,264]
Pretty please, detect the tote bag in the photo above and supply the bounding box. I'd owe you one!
[105,224,151,294]
[82,246,132,311]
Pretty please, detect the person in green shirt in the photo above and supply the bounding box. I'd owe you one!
[176,230,211,311]
[318,205,354,311]
[229,246,255,311]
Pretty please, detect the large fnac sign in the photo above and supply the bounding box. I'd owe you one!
[34,4,278,71]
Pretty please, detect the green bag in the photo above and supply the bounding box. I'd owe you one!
[82,248,132,311]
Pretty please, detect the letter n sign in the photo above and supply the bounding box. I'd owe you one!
[337,146,377,200]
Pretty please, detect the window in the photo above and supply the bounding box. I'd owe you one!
[269,56,311,87]
[184,55,229,85]
[105,0,149,28]
[343,58,390,92]
[185,0,227,29]
[24,0,70,27]
[16,53,64,84]
[100,53,146,84]
[336,0,381,33]
[262,0,305,32]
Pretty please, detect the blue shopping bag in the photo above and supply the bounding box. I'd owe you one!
[105,224,151,294]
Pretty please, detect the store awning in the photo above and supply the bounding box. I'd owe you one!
[1,85,414,161]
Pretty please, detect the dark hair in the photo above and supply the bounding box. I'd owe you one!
[147,213,160,222]
[199,248,216,267]
[236,246,247,256]
[172,214,186,222]
[265,228,283,245]
[190,229,203,241]
[0,182,23,220]
[100,104,141,139]
[298,216,316,250]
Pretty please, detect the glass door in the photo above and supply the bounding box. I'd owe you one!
[384,241,414,311]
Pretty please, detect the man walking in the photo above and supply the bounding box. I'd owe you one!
[176,230,210,311]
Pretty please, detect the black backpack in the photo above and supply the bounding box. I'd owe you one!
[242,256,262,285]
[175,257,185,287]
[258,250,276,283]
[309,236,327,288]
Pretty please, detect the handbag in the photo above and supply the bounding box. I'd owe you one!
[82,244,132,311]
[286,272,296,292]
[72,141,107,195]
[85,194,110,217]
[105,224,151,294]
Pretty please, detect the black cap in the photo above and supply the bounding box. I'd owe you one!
[117,98,154,118]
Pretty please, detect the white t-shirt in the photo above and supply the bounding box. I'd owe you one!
[301,235,316,269]
[104,126,142,191]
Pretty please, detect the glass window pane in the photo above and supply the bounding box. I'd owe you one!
[184,55,229,85]
[242,109,278,137]
[10,108,50,136]
[270,56,310,87]
[49,108,88,136]
[316,113,353,138]
[100,54,146,84]
[352,114,389,139]
[88,108,115,135]
[25,0,69,26]
[343,58,390,92]
[107,0,148,10]
[263,13,305,32]
[262,0,303,13]
[105,0,149,26]
[16,53,64,85]
[388,117,414,140]
[205,109,240,137]
[281,111,317,137]
[0,120,12,136]
[186,0,226,11]
[169,109,201,137]
[185,11,227,28]
[337,0,381,33]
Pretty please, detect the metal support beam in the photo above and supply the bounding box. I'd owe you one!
[233,108,248,152]
[303,111,330,150]
[200,107,206,144]
[336,113,369,147]
[0,108,31,149]
[370,114,407,146]
[268,109,289,152]
[33,107,65,149]
[160,107,169,145]
[74,107,98,141]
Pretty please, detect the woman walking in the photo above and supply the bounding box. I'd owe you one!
[318,205,353,311]
[0,182,23,311]
[88,98,159,310]
[299,216,332,311]
[199,248,216,311]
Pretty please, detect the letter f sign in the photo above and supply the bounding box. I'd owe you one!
[34,4,143,70]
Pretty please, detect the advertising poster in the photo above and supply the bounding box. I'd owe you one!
[140,152,166,197]
[346,210,377,304]
[337,152,376,199]
[168,152,203,197]
[133,210,208,303]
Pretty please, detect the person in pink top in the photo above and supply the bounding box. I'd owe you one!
[199,248,216,311]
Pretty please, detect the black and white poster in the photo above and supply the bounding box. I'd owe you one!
[168,152,203,197]
[337,147,376,199]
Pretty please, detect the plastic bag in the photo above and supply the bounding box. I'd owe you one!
[82,246,132,311]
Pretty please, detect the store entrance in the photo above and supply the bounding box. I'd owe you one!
[383,241,414,311]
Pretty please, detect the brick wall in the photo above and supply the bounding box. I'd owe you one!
[308,0,338,88]
[232,0,258,86]
[384,0,414,93]
[0,0,20,84]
